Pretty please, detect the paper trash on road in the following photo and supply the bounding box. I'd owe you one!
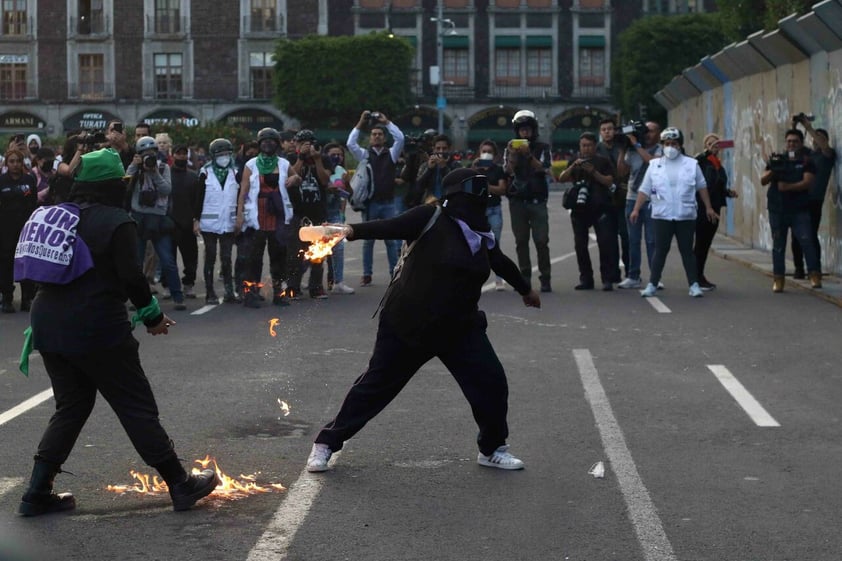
[588,461,605,479]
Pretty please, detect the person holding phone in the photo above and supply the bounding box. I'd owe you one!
[473,140,508,290]
[693,133,738,290]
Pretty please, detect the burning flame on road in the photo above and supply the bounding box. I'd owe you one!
[106,456,285,500]
[242,280,264,295]
[269,318,280,337]
[278,398,290,416]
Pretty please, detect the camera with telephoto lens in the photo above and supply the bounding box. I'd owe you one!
[404,130,433,155]
[143,154,158,169]
[81,130,107,146]
[575,179,590,205]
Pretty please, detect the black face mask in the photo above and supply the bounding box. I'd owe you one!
[173,159,188,169]
[442,192,489,231]
[260,140,279,156]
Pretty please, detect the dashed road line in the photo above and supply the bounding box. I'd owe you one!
[481,248,590,293]
[574,348,678,561]
[246,453,340,560]
[707,365,780,427]
[645,297,672,314]
[191,304,217,315]
[0,477,24,497]
[0,389,53,427]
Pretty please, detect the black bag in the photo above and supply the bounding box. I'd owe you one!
[562,185,579,210]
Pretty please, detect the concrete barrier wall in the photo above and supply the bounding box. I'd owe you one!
[663,29,842,274]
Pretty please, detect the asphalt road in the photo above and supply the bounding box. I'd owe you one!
[1,192,840,561]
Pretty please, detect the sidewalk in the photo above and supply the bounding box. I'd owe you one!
[711,234,842,308]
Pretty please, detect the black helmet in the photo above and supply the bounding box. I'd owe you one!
[512,110,539,140]
[294,129,316,143]
[209,138,233,157]
[257,127,281,143]
[443,168,488,198]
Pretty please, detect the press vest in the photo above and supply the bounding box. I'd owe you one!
[200,166,239,234]
[641,155,704,221]
[243,157,291,231]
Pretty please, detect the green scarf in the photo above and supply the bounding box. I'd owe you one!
[256,153,279,176]
[212,164,229,186]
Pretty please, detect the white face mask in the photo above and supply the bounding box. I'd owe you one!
[663,146,680,160]
[214,155,231,168]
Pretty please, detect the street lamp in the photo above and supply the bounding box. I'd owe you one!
[430,7,457,135]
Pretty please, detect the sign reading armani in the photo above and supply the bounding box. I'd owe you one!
[142,109,200,127]
[63,110,121,133]
[220,109,283,132]
[0,111,46,131]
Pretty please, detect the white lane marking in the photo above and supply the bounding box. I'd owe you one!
[0,477,24,497]
[191,304,217,315]
[0,369,6,376]
[646,297,672,314]
[707,365,780,427]
[481,248,589,293]
[0,389,53,427]
[574,349,678,561]
[246,453,340,561]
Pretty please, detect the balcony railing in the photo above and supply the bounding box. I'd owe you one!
[443,84,475,100]
[571,84,609,99]
[146,14,188,36]
[71,13,109,36]
[143,80,193,99]
[488,84,561,99]
[68,81,115,100]
[242,14,285,36]
[0,79,36,101]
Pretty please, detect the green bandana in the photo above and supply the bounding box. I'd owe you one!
[76,148,126,183]
[19,326,33,376]
[212,164,229,187]
[130,296,162,330]
[256,153,279,176]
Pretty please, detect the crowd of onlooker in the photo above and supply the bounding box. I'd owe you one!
[1,106,835,314]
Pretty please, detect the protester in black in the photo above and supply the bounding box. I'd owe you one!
[17,148,218,516]
[0,148,37,312]
[169,145,202,298]
[306,168,541,473]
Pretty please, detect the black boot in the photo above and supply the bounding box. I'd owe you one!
[2,294,14,313]
[18,456,76,516]
[154,456,219,512]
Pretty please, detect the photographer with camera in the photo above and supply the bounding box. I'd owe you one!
[127,136,186,310]
[630,127,717,298]
[346,110,405,286]
[760,128,820,292]
[790,112,836,280]
[0,147,37,312]
[503,109,553,292]
[473,140,509,290]
[102,120,133,170]
[398,129,435,210]
[287,129,330,299]
[412,134,462,206]
[597,118,629,282]
[616,121,663,289]
[558,132,618,291]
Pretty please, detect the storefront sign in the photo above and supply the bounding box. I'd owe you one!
[0,111,46,131]
[62,109,121,133]
[219,108,283,132]
[142,109,200,127]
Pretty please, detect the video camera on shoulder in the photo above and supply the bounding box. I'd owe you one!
[768,152,790,174]
[792,112,815,124]
[404,130,433,155]
[81,130,107,147]
[616,121,648,146]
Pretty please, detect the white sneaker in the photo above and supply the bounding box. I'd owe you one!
[688,282,704,297]
[657,281,665,290]
[330,282,355,295]
[640,283,657,297]
[617,277,642,289]
[306,443,333,472]
[495,279,505,291]
[477,445,524,470]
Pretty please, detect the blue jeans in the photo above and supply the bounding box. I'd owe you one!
[770,210,819,276]
[326,209,346,284]
[486,204,504,281]
[137,233,183,303]
[625,198,655,281]
[362,199,400,277]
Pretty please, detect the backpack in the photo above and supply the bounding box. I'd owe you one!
[349,159,374,211]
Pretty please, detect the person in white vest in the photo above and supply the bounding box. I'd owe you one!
[629,127,718,298]
[196,138,241,304]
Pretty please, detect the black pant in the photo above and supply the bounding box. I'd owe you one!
[36,336,177,467]
[694,208,720,280]
[242,229,286,292]
[791,200,823,273]
[571,206,620,284]
[0,220,35,301]
[315,318,510,456]
[286,239,324,295]
[650,219,698,286]
[171,224,198,286]
[202,232,235,295]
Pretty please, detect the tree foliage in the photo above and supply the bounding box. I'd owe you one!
[716,0,815,41]
[611,13,730,125]
[272,32,414,130]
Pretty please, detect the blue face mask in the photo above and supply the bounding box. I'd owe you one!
[329,154,342,166]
